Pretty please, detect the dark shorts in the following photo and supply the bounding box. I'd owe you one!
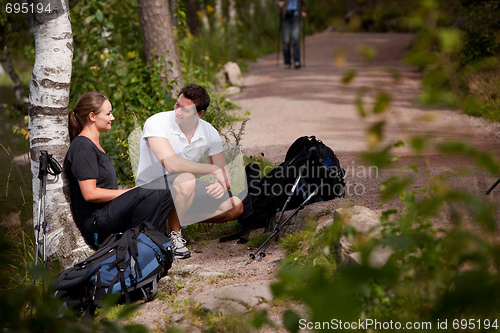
[166,173,232,216]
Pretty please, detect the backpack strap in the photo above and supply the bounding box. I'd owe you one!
[140,225,174,271]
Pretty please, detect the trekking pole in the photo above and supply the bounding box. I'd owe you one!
[246,186,320,265]
[486,178,500,195]
[302,15,306,67]
[34,151,49,269]
[33,150,62,269]
[276,16,282,67]
[255,167,305,259]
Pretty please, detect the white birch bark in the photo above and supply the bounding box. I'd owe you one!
[228,0,236,25]
[24,0,92,268]
[215,0,222,23]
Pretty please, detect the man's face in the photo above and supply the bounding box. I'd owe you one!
[174,94,201,126]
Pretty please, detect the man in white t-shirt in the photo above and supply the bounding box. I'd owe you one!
[136,84,243,258]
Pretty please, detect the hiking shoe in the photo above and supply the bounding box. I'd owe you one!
[170,231,191,259]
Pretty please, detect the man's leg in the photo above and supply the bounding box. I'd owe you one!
[167,173,196,259]
[199,196,244,224]
[291,15,301,68]
[281,17,292,68]
[167,172,196,233]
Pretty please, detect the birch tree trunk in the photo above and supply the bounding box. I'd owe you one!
[137,0,184,94]
[24,0,92,268]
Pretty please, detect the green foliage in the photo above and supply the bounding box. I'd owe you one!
[70,0,177,184]
[403,0,500,120]
[270,2,500,328]
[175,0,279,88]
[272,140,500,330]
[0,229,152,332]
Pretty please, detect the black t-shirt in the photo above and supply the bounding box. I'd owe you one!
[64,136,118,229]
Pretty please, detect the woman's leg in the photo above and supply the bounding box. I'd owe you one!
[93,185,173,243]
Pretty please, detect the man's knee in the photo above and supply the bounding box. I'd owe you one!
[172,173,196,197]
[231,201,244,220]
[224,197,244,221]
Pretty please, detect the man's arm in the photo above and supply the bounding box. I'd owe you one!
[210,152,231,189]
[147,136,215,175]
[147,136,226,185]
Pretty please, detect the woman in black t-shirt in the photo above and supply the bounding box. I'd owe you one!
[64,92,173,248]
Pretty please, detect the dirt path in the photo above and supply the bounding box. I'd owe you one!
[233,32,500,161]
[231,32,500,214]
[133,32,500,332]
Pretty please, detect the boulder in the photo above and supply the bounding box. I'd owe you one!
[332,206,382,262]
[194,282,273,315]
[276,200,334,238]
[215,61,244,90]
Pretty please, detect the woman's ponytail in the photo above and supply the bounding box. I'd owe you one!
[68,92,108,141]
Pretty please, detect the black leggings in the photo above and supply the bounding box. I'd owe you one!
[83,183,173,247]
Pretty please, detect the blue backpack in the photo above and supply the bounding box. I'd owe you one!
[54,222,173,316]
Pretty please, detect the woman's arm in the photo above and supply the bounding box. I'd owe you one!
[78,179,131,203]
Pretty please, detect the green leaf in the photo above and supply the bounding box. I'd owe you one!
[394,140,404,147]
[84,15,95,24]
[283,310,302,333]
[373,92,391,114]
[438,27,462,53]
[380,177,411,201]
[380,209,398,222]
[367,121,385,146]
[95,9,104,23]
[361,45,376,62]
[341,69,357,84]
[362,146,395,169]
[410,136,426,153]
[418,90,458,108]
[463,97,483,117]
[404,50,437,69]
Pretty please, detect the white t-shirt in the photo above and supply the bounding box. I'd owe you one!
[136,111,224,185]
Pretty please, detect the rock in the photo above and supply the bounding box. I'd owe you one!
[194,282,273,315]
[349,246,393,268]
[332,206,382,263]
[215,61,244,90]
[224,86,241,96]
[276,200,334,238]
[175,322,203,333]
[132,300,172,332]
[170,313,185,323]
[316,218,334,232]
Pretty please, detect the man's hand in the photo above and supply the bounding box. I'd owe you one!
[205,182,225,199]
[278,1,285,8]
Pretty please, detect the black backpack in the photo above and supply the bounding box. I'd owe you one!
[53,222,174,316]
[221,136,345,243]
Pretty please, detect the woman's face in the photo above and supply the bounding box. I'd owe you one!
[92,99,115,132]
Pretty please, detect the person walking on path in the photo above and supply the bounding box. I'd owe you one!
[65,92,174,248]
[277,0,307,69]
